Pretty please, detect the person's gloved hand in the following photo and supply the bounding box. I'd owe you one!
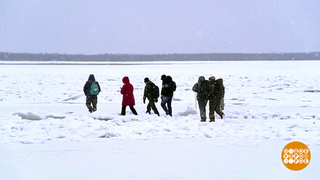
[143,98,146,104]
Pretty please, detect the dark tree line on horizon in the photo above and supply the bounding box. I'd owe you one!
[0,52,319,61]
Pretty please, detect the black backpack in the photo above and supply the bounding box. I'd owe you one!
[171,81,176,91]
[214,78,225,98]
[198,80,210,100]
[151,84,160,99]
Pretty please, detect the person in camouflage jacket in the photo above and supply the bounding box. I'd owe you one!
[208,76,225,122]
[143,77,160,116]
[192,76,209,122]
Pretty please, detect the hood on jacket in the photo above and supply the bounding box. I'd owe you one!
[144,77,150,83]
[198,76,205,83]
[122,76,130,84]
[164,76,172,83]
[216,78,223,85]
[88,74,95,81]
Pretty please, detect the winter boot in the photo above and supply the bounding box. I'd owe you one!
[209,116,215,122]
[209,111,215,122]
[216,109,225,119]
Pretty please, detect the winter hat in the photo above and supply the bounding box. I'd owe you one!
[209,76,215,82]
[161,74,166,80]
[144,77,150,83]
[198,76,205,82]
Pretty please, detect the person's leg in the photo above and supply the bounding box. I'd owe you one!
[161,96,169,115]
[146,100,152,114]
[92,98,98,112]
[121,105,127,115]
[198,99,208,122]
[129,105,138,115]
[86,96,93,113]
[150,99,160,116]
[213,98,224,119]
[215,108,225,119]
[209,100,215,122]
[167,97,173,116]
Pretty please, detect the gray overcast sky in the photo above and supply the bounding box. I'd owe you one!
[0,0,320,54]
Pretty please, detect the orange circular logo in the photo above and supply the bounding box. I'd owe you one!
[282,141,311,171]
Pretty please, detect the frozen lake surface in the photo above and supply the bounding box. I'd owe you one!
[0,61,319,179]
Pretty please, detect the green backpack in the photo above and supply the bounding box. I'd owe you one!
[89,81,100,95]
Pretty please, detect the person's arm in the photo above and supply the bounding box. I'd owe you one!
[192,83,198,92]
[83,82,89,96]
[120,85,126,94]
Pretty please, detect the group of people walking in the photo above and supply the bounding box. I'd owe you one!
[83,74,224,122]
[192,76,225,122]
[83,74,176,117]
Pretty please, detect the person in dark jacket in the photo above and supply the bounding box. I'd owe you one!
[208,77,225,122]
[120,76,138,115]
[160,75,176,116]
[143,77,160,116]
[211,78,225,121]
[192,76,209,122]
[83,74,101,113]
[161,74,166,85]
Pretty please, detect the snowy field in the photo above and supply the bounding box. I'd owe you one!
[0,61,320,179]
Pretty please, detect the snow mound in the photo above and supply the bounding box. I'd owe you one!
[177,106,197,116]
[13,112,42,120]
[13,111,67,120]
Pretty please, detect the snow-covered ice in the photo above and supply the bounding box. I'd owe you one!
[0,61,319,179]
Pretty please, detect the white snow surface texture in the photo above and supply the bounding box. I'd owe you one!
[0,61,319,180]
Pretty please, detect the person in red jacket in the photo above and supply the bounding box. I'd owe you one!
[120,76,138,115]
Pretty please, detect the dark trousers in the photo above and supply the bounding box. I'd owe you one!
[147,98,159,116]
[198,99,208,121]
[161,96,173,116]
[209,98,224,121]
[121,105,138,115]
[86,96,98,113]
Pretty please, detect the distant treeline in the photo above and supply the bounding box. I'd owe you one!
[0,52,319,61]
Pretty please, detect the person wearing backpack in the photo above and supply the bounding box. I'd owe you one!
[143,77,160,116]
[160,75,176,116]
[83,74,101,113]
[192,76,210,122]
[120,76,138,116]
[208,77,225,122]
